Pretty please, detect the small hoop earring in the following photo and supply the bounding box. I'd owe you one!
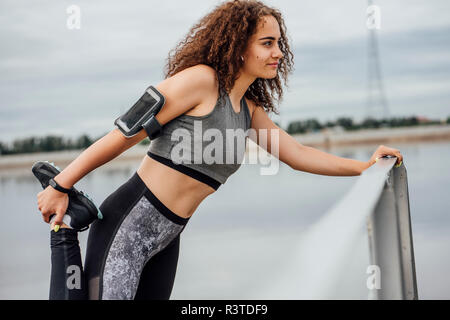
[241,56,244,62]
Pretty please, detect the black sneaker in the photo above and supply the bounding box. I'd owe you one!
[32,161,103,231]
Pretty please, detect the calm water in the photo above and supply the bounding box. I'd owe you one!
[0,140,449,299]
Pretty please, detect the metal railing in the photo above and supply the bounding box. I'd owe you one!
[366,157,418,299]
[272,155,418,299]
[294,155,419,299]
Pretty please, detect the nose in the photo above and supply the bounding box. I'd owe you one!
[273,44,283,60]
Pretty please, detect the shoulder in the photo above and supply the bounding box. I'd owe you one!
[243,97,259,120]
[159,64,217,99]
[191,64,219,95]
[174,64,217,88]
[189,64,217,79]
[156,64,217,103]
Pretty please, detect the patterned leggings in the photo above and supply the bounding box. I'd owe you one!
[49,172,190,300]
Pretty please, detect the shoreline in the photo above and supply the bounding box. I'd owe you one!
[291,124,450,147]
[1,124,450,171]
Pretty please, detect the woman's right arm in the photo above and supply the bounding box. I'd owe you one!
[54,63,217,189]
[53,128,146,189]
[38,64,217,226]
[38,128,147,225]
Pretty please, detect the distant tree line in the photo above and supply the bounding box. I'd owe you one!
[0,133,150,156]
[286,115,449,135]
[1,115,449,155]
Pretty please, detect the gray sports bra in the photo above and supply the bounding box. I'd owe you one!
[147,87,252,190]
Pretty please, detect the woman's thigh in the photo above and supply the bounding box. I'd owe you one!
[84,172,189,300]
[134,233,181,300]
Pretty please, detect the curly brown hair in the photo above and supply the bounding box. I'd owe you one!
[163,0,294,115]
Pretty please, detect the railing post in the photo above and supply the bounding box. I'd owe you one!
[367,162,418,299]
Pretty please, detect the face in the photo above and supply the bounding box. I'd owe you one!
[241,15,283,79]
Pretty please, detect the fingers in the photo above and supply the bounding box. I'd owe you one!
[41,212,50,223]
[377,145,403,166]
[37,202,61,224]
[386,146,403,165]
[37,196,49,223]
[52,211,65,232]
[40,207,66,224]
[36,187,68,226]
[42,210,52,223]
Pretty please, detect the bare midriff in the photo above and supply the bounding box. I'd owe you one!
[136,154,216,219]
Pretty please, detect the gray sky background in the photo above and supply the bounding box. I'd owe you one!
[1,0,449,144]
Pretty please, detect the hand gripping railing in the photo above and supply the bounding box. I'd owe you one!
[366,157,418,299]
[253,155,418,299]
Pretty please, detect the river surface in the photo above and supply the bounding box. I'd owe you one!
[0,140,449,299]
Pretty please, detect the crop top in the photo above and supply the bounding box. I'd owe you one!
[147,87,252,190]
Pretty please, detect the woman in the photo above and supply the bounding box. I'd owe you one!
[37,0,403,300]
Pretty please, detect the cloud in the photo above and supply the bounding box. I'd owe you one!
[1,0,449,143]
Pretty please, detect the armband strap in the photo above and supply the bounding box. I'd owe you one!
[142,115,163,140]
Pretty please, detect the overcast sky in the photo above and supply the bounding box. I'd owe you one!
[1,0,449,144]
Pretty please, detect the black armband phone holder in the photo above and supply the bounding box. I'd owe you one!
[142,115,163,140]
[114,85,166,139]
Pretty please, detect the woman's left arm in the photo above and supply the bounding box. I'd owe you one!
[249,106,403,176]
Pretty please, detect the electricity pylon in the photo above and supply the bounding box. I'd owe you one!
[366,0,390,120]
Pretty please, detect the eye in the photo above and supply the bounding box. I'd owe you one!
[263,39,282,47]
